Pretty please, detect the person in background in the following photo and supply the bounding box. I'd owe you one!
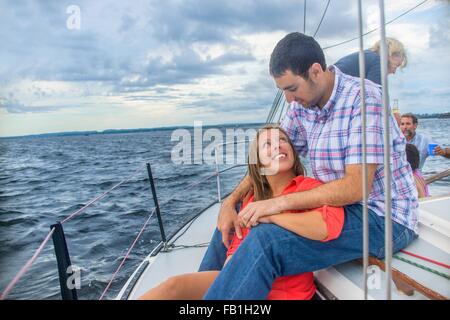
[334,37,407,85]
[334,37,407,127]
[405,144,430,198]
[400,113,450,169]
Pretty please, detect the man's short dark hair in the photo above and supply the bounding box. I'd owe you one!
[405,143,420,171]
[269,32,326,79]
[401,113,418,125]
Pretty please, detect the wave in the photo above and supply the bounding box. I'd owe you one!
[0,217,39,227]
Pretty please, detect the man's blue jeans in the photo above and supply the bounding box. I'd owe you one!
[198,204,417,299]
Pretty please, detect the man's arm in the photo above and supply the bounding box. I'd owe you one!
[217,174,252,247]
[239,163,377,227]
[279,163,377,210]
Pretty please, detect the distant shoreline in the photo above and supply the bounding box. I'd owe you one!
[0,122,265,140]
[2,112,449,139]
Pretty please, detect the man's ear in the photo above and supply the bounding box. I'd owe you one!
[309,63,323,81]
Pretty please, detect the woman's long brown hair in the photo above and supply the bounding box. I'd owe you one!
[247,124,305,201]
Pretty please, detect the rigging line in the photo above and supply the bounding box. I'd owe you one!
[61,162,146,224]
[266,90,282,123]
[313,0,331,38]
[99,208,156,300]
[400,249,450,269]
[393,255,450,280]
[303,0,307,34]
[322,0,429,50]
[266,90,282,124]
[1,227,56,300]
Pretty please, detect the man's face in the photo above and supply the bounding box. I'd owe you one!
[400,116,417,139]
[274,69,321,108]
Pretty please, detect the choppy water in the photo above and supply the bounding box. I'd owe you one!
[0,119,449,300]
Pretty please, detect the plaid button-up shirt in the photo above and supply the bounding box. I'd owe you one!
[280,66,419,233]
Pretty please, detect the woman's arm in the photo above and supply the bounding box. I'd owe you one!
[264,210,328,241]
[413,176,426,198]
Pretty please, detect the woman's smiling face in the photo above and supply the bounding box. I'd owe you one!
[258,128,295,175]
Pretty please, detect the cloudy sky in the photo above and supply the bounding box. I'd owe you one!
[0,0,448,137]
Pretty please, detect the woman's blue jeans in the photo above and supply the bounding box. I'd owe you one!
[198,204,417,299]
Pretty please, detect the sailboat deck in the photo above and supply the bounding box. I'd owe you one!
[118,197,450,300]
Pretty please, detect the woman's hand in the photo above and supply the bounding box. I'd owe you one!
[237,197,283,228]
[217,198,242,248]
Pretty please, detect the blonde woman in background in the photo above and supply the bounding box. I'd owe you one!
[334,37,407,125]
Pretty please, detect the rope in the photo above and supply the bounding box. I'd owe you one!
[0,227,56,300]
[61,163,145,224]
[99,208,156,300]
[323,0,429,50]
[393,254,450,280]
[265,90,282,123]
[313,0,331,38]
[157,172,217,209]
[1,163,146,300]
[167,242,210,251]
[400,249,450,269]
[1,163,217,300]
[267,91,284,124]
[97,168,218,299]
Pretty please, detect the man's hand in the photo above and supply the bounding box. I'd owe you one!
[217,199,242,248]
[237,197,282,228]
[434,146,448,157]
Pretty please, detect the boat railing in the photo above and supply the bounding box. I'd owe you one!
[0,162,146,300]
[0,140,248,300]
[213,139,249,202]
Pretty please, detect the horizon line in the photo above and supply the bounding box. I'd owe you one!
[0,121,266,139]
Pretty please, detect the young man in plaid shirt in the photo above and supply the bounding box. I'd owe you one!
[200,32,418,299]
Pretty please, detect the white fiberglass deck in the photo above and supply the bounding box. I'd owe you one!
[118,196,450,300]
[117,202,220,300]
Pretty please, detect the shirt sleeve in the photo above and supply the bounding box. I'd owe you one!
[280,103,308,157]
[345,87,385,165]
[318,205,345,242]
[295,177,345,242]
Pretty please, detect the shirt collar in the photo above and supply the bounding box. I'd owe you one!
[281,175,305,194]
[409,132,421,144]
[321,65,340,115]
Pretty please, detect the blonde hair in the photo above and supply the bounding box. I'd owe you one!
[247,124,305,201]
[370,37,407,69]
